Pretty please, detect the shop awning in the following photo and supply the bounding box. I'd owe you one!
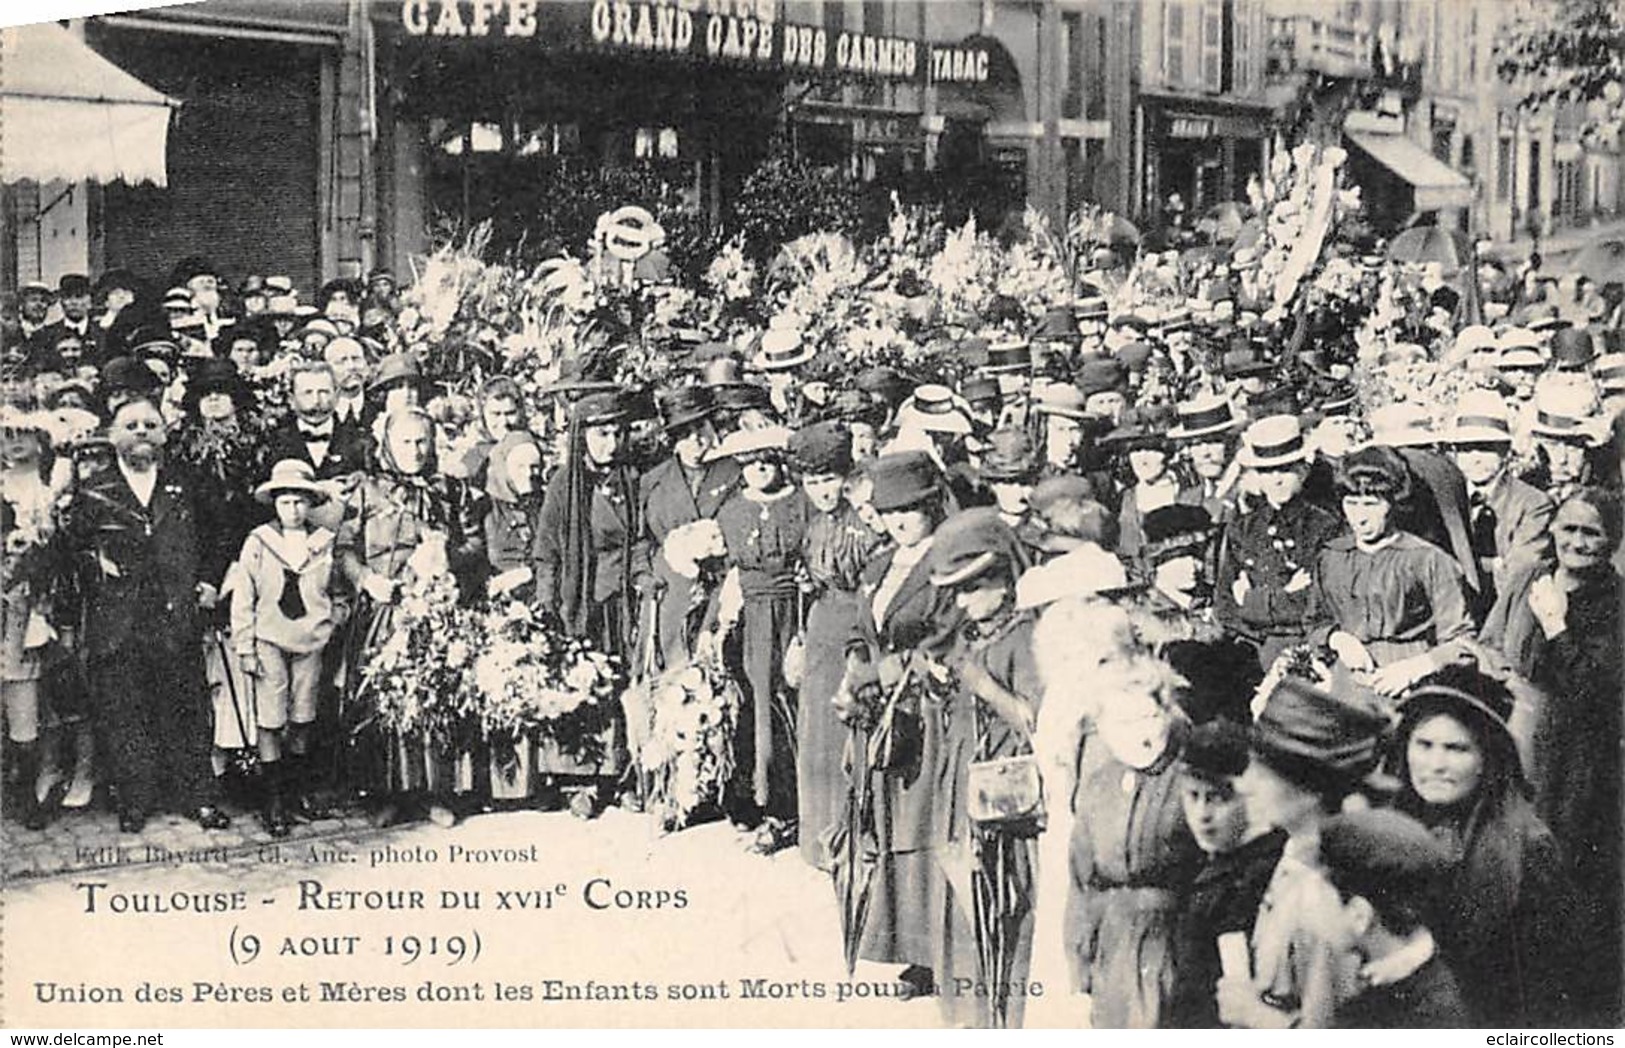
[1346,130,1472,211]
[0,22,178,186]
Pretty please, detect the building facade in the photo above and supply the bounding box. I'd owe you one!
[1135,0,1272,235]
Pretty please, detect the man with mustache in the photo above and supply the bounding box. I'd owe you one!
[65,382,230,834]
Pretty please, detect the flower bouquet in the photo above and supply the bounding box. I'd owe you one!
[469,598,625,791]
[633,645,741,832]
[359,555,479,746]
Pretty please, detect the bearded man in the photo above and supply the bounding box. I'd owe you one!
[66,391,229,833]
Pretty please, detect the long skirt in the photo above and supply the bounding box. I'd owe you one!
[859,686,973,967]
[1069,885,1181,1028]
[797,589,861,866]
[731,590,799,818]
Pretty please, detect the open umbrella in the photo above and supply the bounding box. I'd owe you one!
[1563,240,1625,285]
[1196,202,1249,244]
[1387,226,1474,275]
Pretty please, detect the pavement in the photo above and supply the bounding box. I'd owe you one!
[1487,214,1625,263]
[1,798,1009,1028]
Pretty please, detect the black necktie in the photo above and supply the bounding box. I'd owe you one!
[1469,494,1497,558]
[300,425,332,441]
[278,568,308,620]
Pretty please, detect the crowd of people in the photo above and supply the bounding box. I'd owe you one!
[1,232,1622,1030]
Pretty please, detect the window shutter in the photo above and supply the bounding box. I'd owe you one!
[1203,0,1223,92]
[1166,1,1185,86]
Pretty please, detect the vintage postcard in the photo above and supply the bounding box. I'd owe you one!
[3,0,1623,1031]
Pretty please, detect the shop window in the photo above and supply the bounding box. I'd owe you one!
[1087,14,1108,121]
[634,127,680,160]
[439,122,504,156]
[1432,126,1453,164]
[517,123,580,158]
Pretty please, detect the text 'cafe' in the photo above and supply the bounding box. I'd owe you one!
[399,0,992,84]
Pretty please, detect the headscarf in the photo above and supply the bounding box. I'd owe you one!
[485,430,540,505]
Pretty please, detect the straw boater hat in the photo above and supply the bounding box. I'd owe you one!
[254,459,329,505]
[750,327,815,371]
[1238,415,1311,468]
[1594,352,1625,394]
[1443,389,1515,446]
[896,384,973,436]
[1365,402,1436,448]
[1163,393,1235,441]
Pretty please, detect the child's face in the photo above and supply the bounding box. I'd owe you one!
[275,492,312,530]
[740,455,781,491]
[1179,773,1250,854]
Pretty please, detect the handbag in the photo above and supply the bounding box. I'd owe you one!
[865,660,923,773]
[965,695,1045,830]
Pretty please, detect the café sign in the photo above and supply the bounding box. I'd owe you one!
[398,0,991,84]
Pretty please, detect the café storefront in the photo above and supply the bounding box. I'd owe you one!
[373,0,994,271]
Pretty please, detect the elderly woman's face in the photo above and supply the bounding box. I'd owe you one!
[1552,498,1614,573]
[1406,713,1484,807]
[504,442,543,497]
[386,419,432,476]
[1342,493,1392,543]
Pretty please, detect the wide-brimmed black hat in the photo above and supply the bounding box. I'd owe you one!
[789,420,853,476]
[1251,675,1392,792]
[1076,357,1128,397]
[100,356,165,402]
[711,382,772,414]
[1396,668,1520,781]
[929,507,1019,588]
[1179,718,1251,784]
[867,450,942,512]
[657,385,715,430]
[1101,409,1171,453]
[574,390,629,427]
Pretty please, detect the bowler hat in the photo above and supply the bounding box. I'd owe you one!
[57,273,91,298]
[657,385,715,431]
[1076,357,1127,397]
[1551,328,1596,371]
[984,339,1034,372]
[712,382,773,414]
[789,420,853,476]
[1320,809,1452,911]
[928,508,1020,588]
[854,366,910,405]
[255,458,329,505]
[867,450,942,512]
[1250,675,1391,791]
[100,356,165,399]
[979,427,1040,483]
[1101,410,1170,453]
[961,374,1000,407]
[1221,341,1272,378]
